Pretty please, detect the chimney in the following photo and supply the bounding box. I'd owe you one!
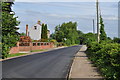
[26,24,28,36]
[37,20,41,25]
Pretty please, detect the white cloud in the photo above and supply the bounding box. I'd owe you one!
[103,17,118,20]
[48,14,74,18]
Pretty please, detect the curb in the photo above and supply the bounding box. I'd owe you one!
[68,45,87,79]
[66,46,82,79]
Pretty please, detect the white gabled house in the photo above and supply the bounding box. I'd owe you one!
[26,21,42,40]
[25,20,50,40]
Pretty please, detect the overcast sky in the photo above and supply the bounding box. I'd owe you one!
[12,1,118,38]
[15,0,119,2]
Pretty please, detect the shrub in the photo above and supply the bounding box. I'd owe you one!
[86,42,120,80]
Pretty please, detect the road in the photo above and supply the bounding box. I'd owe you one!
[2,45,81,79]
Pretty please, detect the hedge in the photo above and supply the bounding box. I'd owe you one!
[86,42,120,80]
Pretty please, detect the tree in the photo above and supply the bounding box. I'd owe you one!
[100,15,107,41]
[44,24,48,39]
[2,2,20,59]
[20,32,26,36]
[113,37,120,43]
[53,21,80,45]
[41,23,48,42]
[41,23,45,39]
[79,33,96,45]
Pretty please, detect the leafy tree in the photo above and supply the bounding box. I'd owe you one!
[100,15,107,41]
[79,33,97,46]
[113,37,120,43]
[53,21,80,45]
[65,39,71,46]
[20,32,26,36]
[2,2,20,59]
[50,33,56,40]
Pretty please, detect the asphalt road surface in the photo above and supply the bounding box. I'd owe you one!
[2,45,82,79]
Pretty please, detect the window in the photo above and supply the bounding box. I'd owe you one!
[41,43,43,45]
[34,26,37,30]
[33,43,36,46]
[37,43,40,46]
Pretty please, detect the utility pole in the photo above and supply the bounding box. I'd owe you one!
[93,19,95,34]
[96,0,100,43]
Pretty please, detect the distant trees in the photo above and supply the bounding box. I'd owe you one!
[2,2,20,59]
[50,21,99,46]
[79,33,97,45]
[41,23,48,42]
[113,37,120,43]
[51,21,80,46]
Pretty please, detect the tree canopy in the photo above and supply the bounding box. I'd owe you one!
[2,2,20,59]
[51,21,80,45]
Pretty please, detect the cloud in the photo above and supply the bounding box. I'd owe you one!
[102,15,118,20]
[48,14,75,18]
[13,2,118,38]
[103,17,118,20]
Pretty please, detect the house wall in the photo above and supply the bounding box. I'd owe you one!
[28,24,42,40]
[9,42,54,54]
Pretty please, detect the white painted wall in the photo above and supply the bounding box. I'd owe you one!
[28,24,42,40]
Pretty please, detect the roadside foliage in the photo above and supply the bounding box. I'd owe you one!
[86,42,120,80]
[2,2,20,59]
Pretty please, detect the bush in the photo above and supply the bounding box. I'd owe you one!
[65,39,71,46]
[113,37,120,43]
[86,42,120,80]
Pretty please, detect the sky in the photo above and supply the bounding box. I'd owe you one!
[12,1,118,38]
[15,0,120,2]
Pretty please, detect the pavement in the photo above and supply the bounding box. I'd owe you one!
[69,45,103,79]
[2,45,82,79]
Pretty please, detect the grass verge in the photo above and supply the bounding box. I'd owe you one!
[31,49,47,52]
[7,53,27,58]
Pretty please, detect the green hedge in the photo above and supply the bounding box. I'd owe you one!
[86,42,120,80]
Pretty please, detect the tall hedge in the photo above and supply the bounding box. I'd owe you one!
[87,42,120,80]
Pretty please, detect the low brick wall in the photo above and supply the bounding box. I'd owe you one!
[9,47,19,54]
[19,46,31,51]
[10,42,54,54]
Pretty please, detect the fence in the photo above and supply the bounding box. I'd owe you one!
[10,42,54,54]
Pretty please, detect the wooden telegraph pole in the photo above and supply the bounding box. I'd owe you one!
[93,19,95,34]
[96,0,100,43]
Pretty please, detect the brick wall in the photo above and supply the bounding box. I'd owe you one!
[10,42,54,54]
[9,47,19,54]
[19,46,31,51]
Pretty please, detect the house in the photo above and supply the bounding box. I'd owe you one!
[47,30,50,39]
[26,21,42,40]
[26,20,50,40]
